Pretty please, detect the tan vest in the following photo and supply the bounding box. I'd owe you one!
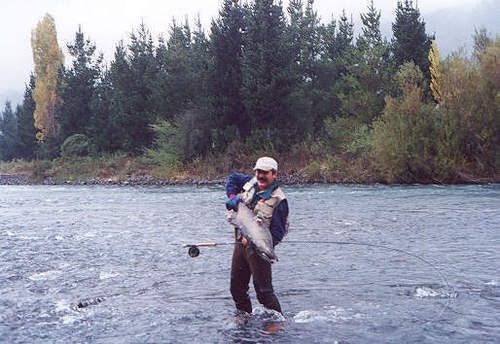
[238,177,289,234]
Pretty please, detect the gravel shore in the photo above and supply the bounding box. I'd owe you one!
[0,171,318,186]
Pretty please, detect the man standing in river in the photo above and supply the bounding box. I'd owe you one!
[225,157,289,314]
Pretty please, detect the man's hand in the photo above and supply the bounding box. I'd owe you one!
[225,195,243,211]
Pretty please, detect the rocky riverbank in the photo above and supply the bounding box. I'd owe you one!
[1,172,496,186]
[1,154,497,186]
[0,174,31,185]
[0,173,314,186]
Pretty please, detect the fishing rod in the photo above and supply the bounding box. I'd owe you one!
[183,242,242,258]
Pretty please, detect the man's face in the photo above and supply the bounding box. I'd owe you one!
[255,169,277,190]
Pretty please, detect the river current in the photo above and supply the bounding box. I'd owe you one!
[0,184,499,343]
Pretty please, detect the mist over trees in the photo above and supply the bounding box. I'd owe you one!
[0,0,498,183]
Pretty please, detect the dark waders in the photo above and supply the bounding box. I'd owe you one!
[230,235,282,314]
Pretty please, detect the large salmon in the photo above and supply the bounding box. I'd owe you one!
[235,203,278,263]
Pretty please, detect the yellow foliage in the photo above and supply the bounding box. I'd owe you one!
[31,13,64,142]
[429,41,442,103]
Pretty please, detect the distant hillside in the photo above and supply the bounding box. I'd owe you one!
[424,0,499,56]
[380,0,499,57]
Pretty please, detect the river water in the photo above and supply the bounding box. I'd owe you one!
[0,184,499,343]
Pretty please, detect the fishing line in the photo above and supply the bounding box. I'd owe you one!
[183,238,455,324]
[283,239,455,324]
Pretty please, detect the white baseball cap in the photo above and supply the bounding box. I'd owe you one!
[253,157,278,172]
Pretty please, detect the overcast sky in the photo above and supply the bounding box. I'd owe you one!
[0,0,484,96]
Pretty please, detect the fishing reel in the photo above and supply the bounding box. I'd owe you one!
[186,245,200,258]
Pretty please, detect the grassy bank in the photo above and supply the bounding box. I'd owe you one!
[1,146,497,185]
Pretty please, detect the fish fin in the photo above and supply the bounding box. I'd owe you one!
[257,251,278,264]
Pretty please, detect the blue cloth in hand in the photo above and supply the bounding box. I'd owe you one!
[225,195,243,211]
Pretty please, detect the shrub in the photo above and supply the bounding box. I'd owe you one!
[31,159,52,181]
[144,120,180,168]
[61,134,89,158]
[324,116,373,155]
[372,62,438,183]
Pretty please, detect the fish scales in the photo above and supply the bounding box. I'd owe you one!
[235,203,278,263]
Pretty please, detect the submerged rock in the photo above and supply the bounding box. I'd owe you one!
[76,296,105,309]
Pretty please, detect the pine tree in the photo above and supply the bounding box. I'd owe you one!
[162,19,194,117]
[337,1,391,124]
[286,0,321,135]
[0,102,18,161]
[191,16,211,103]
[126,22,158,150]
[102,41,134,151]
[357,0,382,51]
[176,16,214,160]
[320,16,337,61]
[95,24,158,153]
[209,0,247,139]
[287,0,320,83]
[336,11,354,60]
[57,26,103,141]
[87,67,117,153]
[241,0,295,142]
[31,13,64,142]
[16,75,38,159]
[391,0,433,83]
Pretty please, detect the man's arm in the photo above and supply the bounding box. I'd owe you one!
[270,199,289,246]
[225,173,253,197]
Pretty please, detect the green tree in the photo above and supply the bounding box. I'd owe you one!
[57,26,103,141]
[191,16,211,104]
[98,24,158,153]
[97,42,134,152]
[157,19,194,119]
[337,0,391,125]
[391,0,433,84]
[16,75,38,159]
[286,0,321,135]
[0,102,18,161]
[31,13,64,142]
[312,11,357,135]
[241,0,296,146]
[126,22,158,151]
[87,67,116,153]
[209,0,247,140]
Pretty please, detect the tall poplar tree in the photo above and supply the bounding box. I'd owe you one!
[428,41,442,103]
[31,13,64,142]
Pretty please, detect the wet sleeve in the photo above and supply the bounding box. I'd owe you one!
[270,199,289,246]
[225,173,253,197]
